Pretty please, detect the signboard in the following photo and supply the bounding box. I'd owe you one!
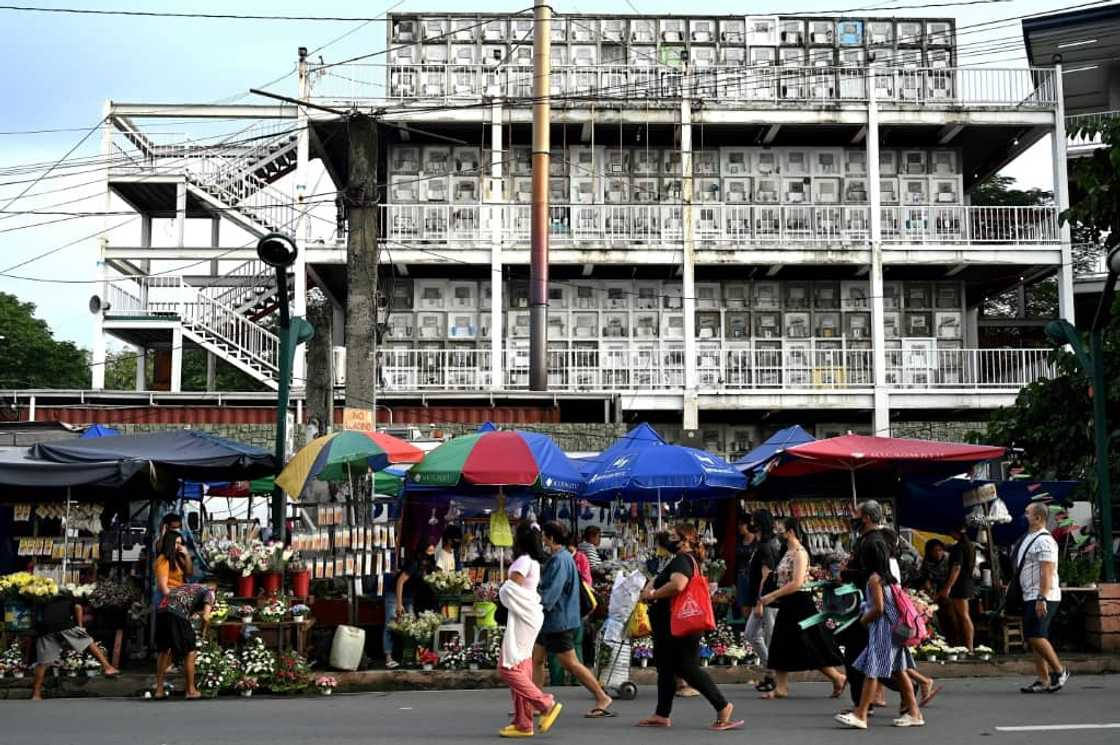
[342,407,373,431]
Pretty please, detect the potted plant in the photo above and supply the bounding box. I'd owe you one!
[1,642,25,678]
[974,645,994,662]
[83,645,107,677]
[196,641,239,697]
[288,558,311,599]
[290,604,311,624]
[238,604,256,623]
[725,645,747,668]
[466,642,487,671]
[259,598,289,623]
[418,647,440,672]
[61,650,83,678]
[271,651,312,695]
[238,638,275,689]
[946,646,966,663]
[698,643,713,667]
[440,637,465,670]
[632,639,654,668]
[314,675,337,696]
[236,675,260,697]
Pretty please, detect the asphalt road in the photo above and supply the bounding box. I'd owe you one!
[2,676,1117,745]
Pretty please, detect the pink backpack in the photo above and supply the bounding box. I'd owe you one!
[890,584,929,648]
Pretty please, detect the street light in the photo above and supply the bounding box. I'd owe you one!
[257,233,314,544]
[1045,243,1120,582]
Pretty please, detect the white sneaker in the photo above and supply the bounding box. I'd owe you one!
[893,714,925,728]
[835,712,868,729]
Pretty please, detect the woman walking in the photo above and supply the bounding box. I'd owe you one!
[744,509,780,693]
[939,525,975,652]
[835,543,924,729]
[637,522,742,731]
[759,517,846,700]
[498,523,563,738]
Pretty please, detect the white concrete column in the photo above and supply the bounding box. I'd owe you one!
[867,80,890,436]
[28,396,37,423]
[1051,63,1075,322]
[135,345,147,391]
[91,102,114,390]
[171,325,183,393]
[489,100,505,390]
[175,180,187,249]
[681,93,698,430]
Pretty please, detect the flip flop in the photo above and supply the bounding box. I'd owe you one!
[676,687,700,698]
[585,708,617,719]
[103,671,121,678]
[539,702,563,733]
[636,719,672,728]
[710,720,745,732]
[920,684,943,707]
[830,678,849,699]
[759,691,787,700]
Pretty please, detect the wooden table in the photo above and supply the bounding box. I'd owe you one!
[212,618,316,656]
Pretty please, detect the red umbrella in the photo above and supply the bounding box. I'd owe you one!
[768,434,1006,505]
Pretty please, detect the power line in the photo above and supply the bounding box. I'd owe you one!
[0,4,398,21]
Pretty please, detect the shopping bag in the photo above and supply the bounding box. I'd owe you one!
[489,509,513,547]
[627,601,652,638]
[670,555,716,637]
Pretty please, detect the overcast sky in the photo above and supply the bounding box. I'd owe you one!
[0,0,1070,348]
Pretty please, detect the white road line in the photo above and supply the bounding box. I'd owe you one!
[995,724,1120,732]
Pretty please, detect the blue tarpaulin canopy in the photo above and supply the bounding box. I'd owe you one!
[900,478,1079,545]
[80,424,119,439]
[734,425,816,480]
[0,446,143,489]
[31,430,277,482]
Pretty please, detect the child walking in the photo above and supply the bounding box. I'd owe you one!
[32,594,119,700]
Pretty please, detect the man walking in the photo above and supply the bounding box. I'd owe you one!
[534,521,614,718]
[1016,502,1068,694]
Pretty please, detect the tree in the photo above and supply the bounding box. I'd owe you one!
[0,292,90,388]
[101,347,265,391]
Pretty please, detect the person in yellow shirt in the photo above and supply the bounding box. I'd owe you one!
[155,531,192,596]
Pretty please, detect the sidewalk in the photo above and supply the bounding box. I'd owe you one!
[2,653,1117,700]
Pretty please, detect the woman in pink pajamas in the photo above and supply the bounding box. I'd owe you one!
[498,523,564,737]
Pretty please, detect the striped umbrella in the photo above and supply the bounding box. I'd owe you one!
[408,431,583,494]
[276,430,423,497]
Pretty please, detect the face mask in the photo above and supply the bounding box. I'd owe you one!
[666,539,682,554]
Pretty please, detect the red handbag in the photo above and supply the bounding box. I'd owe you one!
[670,555,716,637]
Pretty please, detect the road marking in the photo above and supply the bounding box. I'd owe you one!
[995,724,1120,732]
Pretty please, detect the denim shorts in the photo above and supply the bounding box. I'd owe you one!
[1022,600,1059,640]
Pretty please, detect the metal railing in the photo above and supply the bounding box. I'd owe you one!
[1066,110,1118,153]
[381,203,1060,247]
[103,276,279,377]
[309,63,1057,110]
[204,259,277,310]
[365,344,1053,392]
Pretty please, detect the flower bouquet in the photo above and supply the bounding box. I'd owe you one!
[314,675,337,695]
[262,542,294,573]
[201,539,267,578]
[235,675,260,697]
[466,642,488,671]
[196,641,239,696]
[917,638,949,663]
[238,604,256,623]
[83,645,106,677]
[1,643,24,678]
[418,647,440,671]
[389,611,444,647]
[973,644,994,662]
[63,583,96,601]
[440,637,466,670]
[945,646,969,662]
[238,638,275,685]
[698,642,714,667]
[259,598,289,623]
[425,570,473,596]
[474,583,499,603]
[271,651,312,694]
[209,593,231,623]
[290,604,311,623]
[632,638,654,668]
[61,649,84,677]
[0,572,58,601]
[725,645,747,667]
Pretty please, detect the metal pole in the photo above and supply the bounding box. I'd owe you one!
[528,3,552,391]
[1090,328,1116,582]
[272,266,291,544]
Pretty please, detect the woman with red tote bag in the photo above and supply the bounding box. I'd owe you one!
[636,522,743,731]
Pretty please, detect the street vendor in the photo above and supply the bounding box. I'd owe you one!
[384,541,438,670]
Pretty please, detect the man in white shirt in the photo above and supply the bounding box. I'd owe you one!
[1015,502,1068,694]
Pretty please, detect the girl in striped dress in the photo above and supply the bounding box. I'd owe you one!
[835,542,924,729]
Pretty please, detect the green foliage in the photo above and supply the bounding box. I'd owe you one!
[0,292,90,388]
[102,347,266,392]
[971,175,1053,207]
[1062,118,1120,254]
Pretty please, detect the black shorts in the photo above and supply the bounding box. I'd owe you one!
[1023,600,1059,640]
[537,629,575,655]
[155,611,198,660]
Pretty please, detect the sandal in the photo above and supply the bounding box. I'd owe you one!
[830,676,848,699]
[755,677,776,693]
[835,712,868,730]
[759,690,787,700]
[710,720,745,732]
[636,718,672,728]
[920,684,942,707]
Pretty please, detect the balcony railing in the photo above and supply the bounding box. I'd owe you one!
[365,344,1053,393]
[1066,110,1118,153]
[381,203,1060,248]
[310,63,1057,110]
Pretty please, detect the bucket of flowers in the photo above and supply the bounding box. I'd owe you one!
[418,647,440,671]
[314,675,337,696]
[235,675,260,698]
[238,604,256,623]
[61,649,83,678]
[239,638,275,688]
[725,644,747,668]
[698,642,714,667]
[467,642,488,671]
[2,642,25,678]
[259,598,289,623]
[945,646,968,663]
[83,644,107,677]
[973,644,994,662]
[440,637,466,670]
[917,638,948,663]
[473,583,500,630]
[632,638,654,668]
[290,603,311,624]
[425,571,473,621]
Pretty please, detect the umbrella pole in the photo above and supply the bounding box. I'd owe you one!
[62,488,70,581]
[498,487,505,578]
[849,469,858,510]
[657,488,662,532]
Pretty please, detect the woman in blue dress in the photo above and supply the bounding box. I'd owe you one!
[835,541,924,729]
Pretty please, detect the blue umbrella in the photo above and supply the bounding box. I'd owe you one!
[477,421,498,433]
[733,425,816,484]
[571,423,666,478]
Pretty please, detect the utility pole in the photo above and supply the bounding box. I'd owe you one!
[344,114,380,424]
[528,3,552,391]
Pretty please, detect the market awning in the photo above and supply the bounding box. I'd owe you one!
[0,446,143,489]
[570,422,667,479]
[734,425,816,479]
[770,435,1006,479]
[30,430,277,481]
